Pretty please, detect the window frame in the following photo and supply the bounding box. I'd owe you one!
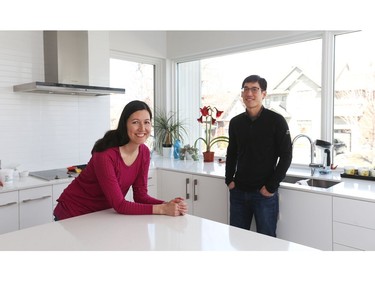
[172,30,354,165]
[110,50,166,113]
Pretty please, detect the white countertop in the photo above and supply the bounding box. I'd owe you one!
[2,155,375,203]
[151,156,375,202]
[0,174,73,193]
[0,208,316,251]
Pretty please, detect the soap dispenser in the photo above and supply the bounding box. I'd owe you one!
[173,140,182,159]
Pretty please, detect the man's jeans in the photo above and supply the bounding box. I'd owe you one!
[229,188,279,237]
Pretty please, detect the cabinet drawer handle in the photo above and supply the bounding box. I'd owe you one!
[0,201,17,207]
[185,178,190,199]
[193,179,198,201]
[22,195,51,203]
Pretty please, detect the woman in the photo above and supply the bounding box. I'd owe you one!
[53,100,187,220]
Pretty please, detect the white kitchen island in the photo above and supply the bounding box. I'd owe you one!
[0,209,316,251]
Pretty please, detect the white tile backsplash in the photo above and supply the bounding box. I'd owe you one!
[0,31,111,171]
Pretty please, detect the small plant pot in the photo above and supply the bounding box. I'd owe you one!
[203,151,215,162]
[162,146,172,158]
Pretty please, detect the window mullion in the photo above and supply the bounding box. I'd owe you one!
[321,31,335,142]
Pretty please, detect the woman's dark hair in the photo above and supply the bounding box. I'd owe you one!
[241,75,267,91]
[91,100,152,153]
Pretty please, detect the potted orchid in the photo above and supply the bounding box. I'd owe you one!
[193,105,229,162]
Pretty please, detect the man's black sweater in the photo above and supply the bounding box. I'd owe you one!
[225,108,292,193]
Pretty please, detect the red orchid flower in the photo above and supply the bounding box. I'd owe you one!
[200,106,210,117]
[215,108,224,118]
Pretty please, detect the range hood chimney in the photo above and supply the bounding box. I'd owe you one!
[13,31,125,96]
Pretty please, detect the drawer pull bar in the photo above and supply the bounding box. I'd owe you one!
[0,201,17,207]
[194,179,198,201]
[185,178,190,199]
[22,195,51,203]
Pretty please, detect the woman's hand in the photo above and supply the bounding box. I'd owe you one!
[172,197,188,215]
[153,197,188,216]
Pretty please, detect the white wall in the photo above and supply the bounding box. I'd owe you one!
[0,31,113,171]
[0,30,316,172]
[0,30,168,172]
[166,30,317,60]
[109,31,167,58]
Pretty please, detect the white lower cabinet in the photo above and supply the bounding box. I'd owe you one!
[158,169,228,224]
[0,190,19,234]
[333,196,375,250]
[125,168,158,201]
[19,185,53,229]
[277,188,333,250]
[52,182,71,209]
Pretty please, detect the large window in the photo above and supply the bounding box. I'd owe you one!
[334,31,375,167]
[178,39,322,162]
[110,58,154,129]
[110,56,155,150]
[178,30,375,168]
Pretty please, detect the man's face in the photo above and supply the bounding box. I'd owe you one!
[241,82,266,110]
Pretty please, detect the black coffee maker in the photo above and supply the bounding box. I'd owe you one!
[314,139,332,174]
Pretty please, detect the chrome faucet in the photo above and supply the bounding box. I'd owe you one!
[292,134,322,176]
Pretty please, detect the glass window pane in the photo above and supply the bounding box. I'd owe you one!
[334,30,375,168]
[178,39,322,163]
[110,58,155,149]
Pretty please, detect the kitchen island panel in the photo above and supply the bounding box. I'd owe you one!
[0,209,317,251]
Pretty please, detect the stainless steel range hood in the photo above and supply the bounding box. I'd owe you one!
[13,31,125,96]
[14,81,125,96]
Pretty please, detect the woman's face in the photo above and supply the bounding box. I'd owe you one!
[126,109,152,145]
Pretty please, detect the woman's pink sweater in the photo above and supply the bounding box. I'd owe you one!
[54,144,163,220]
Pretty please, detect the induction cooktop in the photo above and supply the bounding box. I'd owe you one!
[30,169,77,181]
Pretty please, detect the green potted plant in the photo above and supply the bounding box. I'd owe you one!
[180,144,199,161]
[153,109,188,157]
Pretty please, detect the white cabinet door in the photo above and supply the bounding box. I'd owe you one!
[158,169,228,224]
[147,169,158,198]
[158,169,190,209]
[333,197,375,229]
[52,182,70,208]
[19,185,53,229]
[0,191,19,234]
[277,188,332,250]
[332,197,375,250]
[192,174,228,224]
[125,169,158,201]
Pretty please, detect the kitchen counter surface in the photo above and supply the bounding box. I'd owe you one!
[0,175,73,193]
[2,155,375,203]
[0,208,317,251]
[151,156,375,202]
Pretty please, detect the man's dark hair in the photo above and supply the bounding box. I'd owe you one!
[241,75,267,91]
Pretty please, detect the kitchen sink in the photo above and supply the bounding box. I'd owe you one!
[281,175,340,188]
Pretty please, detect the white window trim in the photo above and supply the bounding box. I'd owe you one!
[172,30,353,149]
[110,50,167,113]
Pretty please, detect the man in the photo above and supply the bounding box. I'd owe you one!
[225,75,292,237]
